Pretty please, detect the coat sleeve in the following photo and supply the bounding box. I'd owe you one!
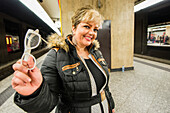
[105,86,115,110]
[14,49,62,113]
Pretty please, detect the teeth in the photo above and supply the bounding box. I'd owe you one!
[86,37,91,40]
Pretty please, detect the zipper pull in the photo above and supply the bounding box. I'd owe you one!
[76,67,79,71]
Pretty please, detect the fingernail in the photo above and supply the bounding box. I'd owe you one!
[23,62,27,66]
[25,69,28,73]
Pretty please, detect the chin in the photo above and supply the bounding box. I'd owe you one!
[83,40,93,47]
[85,43,92,47]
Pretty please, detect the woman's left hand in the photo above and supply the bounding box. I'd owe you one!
[112,109,115,113]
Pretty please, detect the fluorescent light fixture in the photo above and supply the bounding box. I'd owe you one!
[55,21,61,28]
[149,25,169,29]
[19,0,61,36]
[134,0,164,12]
[149,28,166,32]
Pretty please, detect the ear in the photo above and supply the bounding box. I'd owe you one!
[72,25,76,33]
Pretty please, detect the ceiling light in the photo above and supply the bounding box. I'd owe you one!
[134,0,164,12]
[19,0,61,36]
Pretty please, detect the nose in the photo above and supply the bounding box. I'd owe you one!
[88,28,95,35]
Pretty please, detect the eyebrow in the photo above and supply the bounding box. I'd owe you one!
[86,23,99,29]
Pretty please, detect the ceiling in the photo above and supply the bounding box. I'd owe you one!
[39,0,60,22]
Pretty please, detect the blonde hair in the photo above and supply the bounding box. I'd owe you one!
[71,5,103,28]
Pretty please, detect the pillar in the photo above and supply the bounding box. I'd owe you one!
[60,0,134,70]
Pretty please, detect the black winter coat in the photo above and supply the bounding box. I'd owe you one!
[14,35,115,113]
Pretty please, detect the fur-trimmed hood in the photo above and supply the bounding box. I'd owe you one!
[47,33,100,52]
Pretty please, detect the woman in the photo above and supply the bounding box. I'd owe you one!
[12,6,115,113]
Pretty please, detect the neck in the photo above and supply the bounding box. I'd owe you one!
[76,45,89,59]
[76,45,87,52]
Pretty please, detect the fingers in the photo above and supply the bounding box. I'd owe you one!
[12,76,25,88]
[14,71,31,83]
[13,61,28,74]
[12,70,32,88]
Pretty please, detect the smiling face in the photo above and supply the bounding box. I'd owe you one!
[72,21,99,48]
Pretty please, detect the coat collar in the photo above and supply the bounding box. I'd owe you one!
[47,33,100,53]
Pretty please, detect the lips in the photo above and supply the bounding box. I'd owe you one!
[84,36,92,41]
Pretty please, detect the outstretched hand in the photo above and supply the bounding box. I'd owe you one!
[12,58,43,96]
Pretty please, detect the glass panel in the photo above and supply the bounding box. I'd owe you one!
[26,33,40,48]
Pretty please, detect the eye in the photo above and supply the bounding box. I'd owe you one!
[84,25,90,29]
[94,29,99,32]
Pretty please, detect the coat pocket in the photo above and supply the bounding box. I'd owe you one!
[62,62,80,72]
[62,62,82,78]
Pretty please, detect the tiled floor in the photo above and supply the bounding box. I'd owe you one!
[110,57,170,113]
[0,55,170,113]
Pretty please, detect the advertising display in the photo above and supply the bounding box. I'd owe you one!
[6,35,20,52]
[147,25,170,47]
